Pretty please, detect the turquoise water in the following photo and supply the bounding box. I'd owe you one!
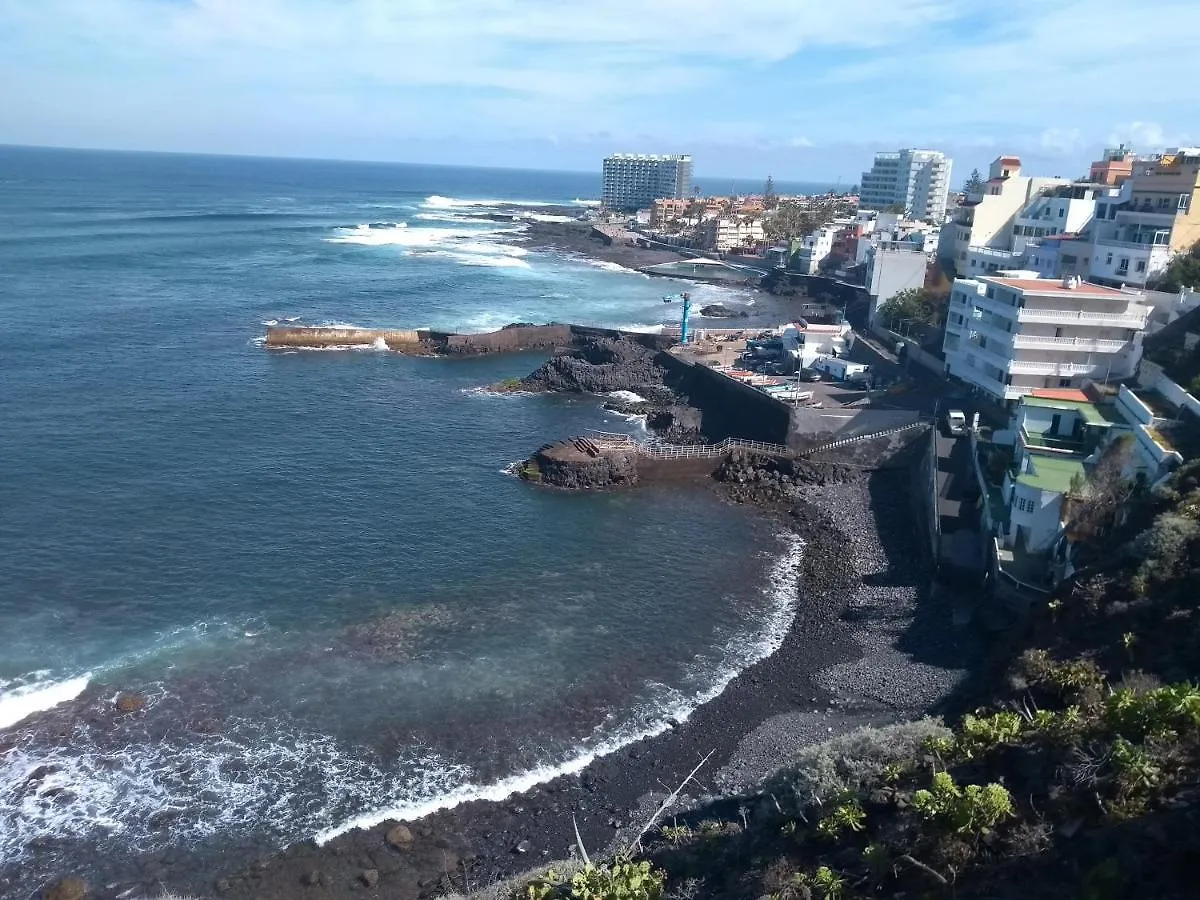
[0,147,798,889]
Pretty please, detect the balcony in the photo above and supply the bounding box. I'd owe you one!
[1117,206,1175,224]
[1020,427,1086,453]
[1011,335,1130,352]
[1093,238,1169,252]
[1007,360,1099,376]
[1017,307,1148,328]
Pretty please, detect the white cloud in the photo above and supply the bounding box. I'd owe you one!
[1040,127,1085,156]
[0,0,1197,174]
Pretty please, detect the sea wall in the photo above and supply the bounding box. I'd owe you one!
[264,327,425,350]
[656,354,793,445]
[429,325,573,355]
[264,323,672,355]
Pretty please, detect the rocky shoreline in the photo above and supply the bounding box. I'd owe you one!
[127,451,982,900]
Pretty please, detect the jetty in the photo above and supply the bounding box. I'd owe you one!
[263,323,671,355]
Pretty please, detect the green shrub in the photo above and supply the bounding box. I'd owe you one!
[816,799,866,838]
[658,823,692,846]
[1104,684,1200,740]
[568,861,665,900]
[1028,706,1084,742]
[1109,737,1161,793]
[912,772,1014,834]
[958,711,1024,756]
[1047,658,1106,695]
[764,719,951,815]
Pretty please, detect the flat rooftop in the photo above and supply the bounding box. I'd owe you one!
[983,276,1128,298]
[1018,452,1086,493]
[1022,395,1125,426]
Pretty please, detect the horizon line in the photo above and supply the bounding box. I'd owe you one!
[0,142,842,189]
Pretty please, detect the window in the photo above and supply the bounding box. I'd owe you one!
[1058,208,1065,217]
[1136,260,1147,273]
[1180,193,1192,212]
[986,286,995,299]
[1118,256,1129,273]
[1058,378,1072,388]
[970,260,977,267]
[1106,253,1113,266]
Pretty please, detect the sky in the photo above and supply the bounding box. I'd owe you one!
[1,0,1198,185]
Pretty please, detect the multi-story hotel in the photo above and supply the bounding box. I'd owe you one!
[859,149,952,221]
[601,154,693,212]
[942,272,1151,405]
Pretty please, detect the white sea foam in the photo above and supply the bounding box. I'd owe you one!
[325,223,532,270]
[607,390,648,404]
[422,195,560,210]
[0,718,467,871]
[524,213,575,223]
[571,199,602,207]
[0,673,92,730]
[316,533,804,844]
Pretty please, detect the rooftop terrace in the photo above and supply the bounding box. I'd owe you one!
[1017,452,1086,493]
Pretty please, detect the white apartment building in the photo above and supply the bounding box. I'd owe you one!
[939,156,1070,275]
[859,149,952,221]
[1010,184,1104,254]
[699,216,765,252]
[602,154,693,212]
[942,272,1151,404]
[1089,149,1200,289]
[792,225,839,274]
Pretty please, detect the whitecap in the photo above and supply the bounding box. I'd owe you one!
[0,674,91,730]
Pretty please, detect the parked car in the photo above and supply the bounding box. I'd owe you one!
[945,409,968,437]
[797,369,822,382]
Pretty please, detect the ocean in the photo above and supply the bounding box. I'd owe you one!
[0,146,801,891]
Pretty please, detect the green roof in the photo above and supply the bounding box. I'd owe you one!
[1021,396,1124,426]
[1017,452,1086,493]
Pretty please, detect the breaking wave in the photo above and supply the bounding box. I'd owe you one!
[0,673,92,730]
[325,222,532,269]
[317,533,804,842]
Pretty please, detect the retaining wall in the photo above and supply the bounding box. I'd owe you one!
[264,327,425,349]
[656,354,793,445]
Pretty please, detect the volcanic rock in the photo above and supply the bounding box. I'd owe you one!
[386,824,414,849]
[360,868,380,887]
[113,693,146,714]
[698,303,748,318]
[42,877,86,900]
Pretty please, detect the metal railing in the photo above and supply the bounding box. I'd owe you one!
[801,421,927,456]
[589,432,791,459]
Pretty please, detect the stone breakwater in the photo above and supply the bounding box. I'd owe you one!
[263,323,671,356]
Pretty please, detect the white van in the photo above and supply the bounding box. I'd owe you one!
[945,409,967,437]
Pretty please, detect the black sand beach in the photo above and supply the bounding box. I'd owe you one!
[127,465,984,900]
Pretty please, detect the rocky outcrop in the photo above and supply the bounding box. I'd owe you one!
[698,303,748,319]
[113,693,145,714]
[715,450,859,503]
[42,877,86,900]
[520,338,667,394]
[646,405,705,445]
[524,441,640,489]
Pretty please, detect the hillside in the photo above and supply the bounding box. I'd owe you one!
[504,459,1200,900]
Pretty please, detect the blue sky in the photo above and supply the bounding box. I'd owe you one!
[1,0,1197,184]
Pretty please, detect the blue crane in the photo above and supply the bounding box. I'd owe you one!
[662,291,693,344]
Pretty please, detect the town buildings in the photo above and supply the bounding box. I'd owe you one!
[859,149,953,221]
[602,154,693,211]
[942,272,1151,405]
[697,216,765,253]
[1089,148,1200,289]
[938,156,1071,276]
